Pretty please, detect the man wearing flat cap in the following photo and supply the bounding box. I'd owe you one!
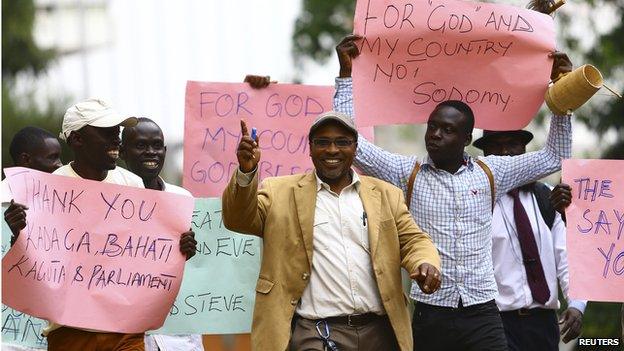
[222,112,442,351]
[5,98,197,350]
[474,129,586,351]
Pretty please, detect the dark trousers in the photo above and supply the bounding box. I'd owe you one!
[290,314,400,351]
[412,300,508,351]
[500,308,559,351]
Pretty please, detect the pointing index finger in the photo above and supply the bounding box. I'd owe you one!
[240,119,249,136]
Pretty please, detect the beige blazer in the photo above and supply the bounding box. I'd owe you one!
[222,172,441,351]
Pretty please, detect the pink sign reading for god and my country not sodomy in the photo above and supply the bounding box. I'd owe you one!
[352,0,556,129]
[562,159,624,303]
[183,82,373,197]
[1,167,195,333]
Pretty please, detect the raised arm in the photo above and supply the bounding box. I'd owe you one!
[222,120,269,237]
[333,36,417,191]
[481,52,574,196]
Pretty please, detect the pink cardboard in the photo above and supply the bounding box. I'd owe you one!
[1,167,194,333]
[352,0,556,129]
[182,82,373,197]
[562,159,624,303]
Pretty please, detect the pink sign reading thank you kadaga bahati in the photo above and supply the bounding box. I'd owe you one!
[183,82,373,197]
[1,167,195,333]
[562,159,624,303]
[352,0,556,129]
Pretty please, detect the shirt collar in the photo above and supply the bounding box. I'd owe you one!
[315,169,361,193]
[157,176,166,191]
[421,153,474,172]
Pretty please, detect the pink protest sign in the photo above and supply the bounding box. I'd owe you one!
[352,0,556,129]
[1,167,194,333]
[183,82,373,197]
[562,159,624,302]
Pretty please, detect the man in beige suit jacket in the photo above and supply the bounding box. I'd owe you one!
[222,111,441,351]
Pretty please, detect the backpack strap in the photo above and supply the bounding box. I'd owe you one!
[532,182,556,229]
[406,161,421,210]
[475,159,495,212]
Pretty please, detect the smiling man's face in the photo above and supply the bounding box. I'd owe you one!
[121,120,166,181]
[73,125,122,172]
[309,121,357,186]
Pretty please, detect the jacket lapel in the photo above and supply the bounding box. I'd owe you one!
[293,173,317,268]
[359,178,381,256]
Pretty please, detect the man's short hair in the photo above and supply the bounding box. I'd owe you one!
[435,100,475,135]
[9,126,57,164]
[121,117,160,142]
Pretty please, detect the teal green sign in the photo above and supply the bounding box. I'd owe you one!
[152,198,262,334]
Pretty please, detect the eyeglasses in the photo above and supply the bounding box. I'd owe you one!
[315,320,340,351]
[311,138,355,149]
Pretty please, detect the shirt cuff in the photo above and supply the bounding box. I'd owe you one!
[335,77,353,85]
[568,300,587,314]
[552,113,572,122]
[236,168,256,187]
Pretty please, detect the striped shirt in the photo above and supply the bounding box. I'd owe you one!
[333,77,572,307]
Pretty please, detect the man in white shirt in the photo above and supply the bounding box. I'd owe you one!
[473,129,586,350]
[121,117,203,351]
[8,99,197,351]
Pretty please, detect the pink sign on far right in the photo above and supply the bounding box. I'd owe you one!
[562,159,624,303]
[352,0,556,129]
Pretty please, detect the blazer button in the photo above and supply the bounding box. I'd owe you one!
[290,298,298,305]
[302,272,309,280]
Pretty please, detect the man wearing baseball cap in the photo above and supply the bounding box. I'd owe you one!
[473,129,586,350]
[11,98,197,350]
[221,111,441,351]
[54,98,140,182]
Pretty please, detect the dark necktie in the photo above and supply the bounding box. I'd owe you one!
[508,188,550,304]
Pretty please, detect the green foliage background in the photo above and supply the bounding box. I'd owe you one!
[2,0,70,170]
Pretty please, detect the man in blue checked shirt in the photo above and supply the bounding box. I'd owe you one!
[332,35,574,351]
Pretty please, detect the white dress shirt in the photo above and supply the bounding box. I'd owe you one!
[237,169,385,319]
[491,188,586,313]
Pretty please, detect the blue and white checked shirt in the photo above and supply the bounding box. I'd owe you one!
[334,77,572,307]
